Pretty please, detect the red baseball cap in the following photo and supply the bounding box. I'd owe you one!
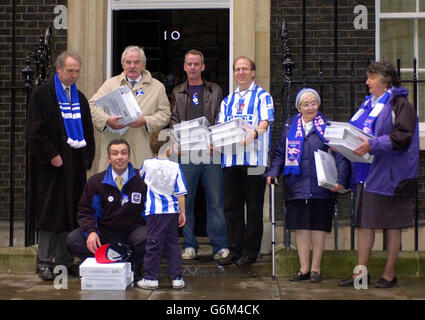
[95,241,132,264]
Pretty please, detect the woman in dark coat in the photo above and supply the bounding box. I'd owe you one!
[25,51,95,280]
[266,88,350,283]
[339,61,419,288]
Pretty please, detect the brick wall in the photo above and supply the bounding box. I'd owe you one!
[270,0,424,220]
[0,0,67,219]
[1,1,423,222]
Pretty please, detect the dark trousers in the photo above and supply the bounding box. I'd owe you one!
[143,214,182,280]
[37,230,74,268]
[223,166,266,260]
[66,224,147,271]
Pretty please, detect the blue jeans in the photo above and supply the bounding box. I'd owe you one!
[181,163,228,254]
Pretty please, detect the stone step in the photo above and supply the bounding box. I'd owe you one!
[0,241,273,278]
[2,220,425,251]
[1,245,424,280]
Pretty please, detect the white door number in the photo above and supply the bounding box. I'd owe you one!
[164,31,181,41]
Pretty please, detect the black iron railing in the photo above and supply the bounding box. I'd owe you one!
[4,2,53,247]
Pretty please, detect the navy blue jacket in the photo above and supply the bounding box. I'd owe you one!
[266,115,350,201]
[77,163,146,235]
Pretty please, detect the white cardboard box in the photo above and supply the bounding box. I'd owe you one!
[95,86,143,135]
[173,116,210,133]
[209,118,254,154]
[172,117,211,150]
[209,118,253,135]
[314,149,348,193]
[81,271,134,291]
[324,121,375,163]
[79,257,132,278]
[209,127,246,147]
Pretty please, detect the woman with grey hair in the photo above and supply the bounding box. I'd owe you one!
[339,61,419,288]
[266,88,350,283]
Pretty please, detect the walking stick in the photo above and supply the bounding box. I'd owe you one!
[270,182,276,279]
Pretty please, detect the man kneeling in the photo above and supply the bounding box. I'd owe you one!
[66,139,147,279]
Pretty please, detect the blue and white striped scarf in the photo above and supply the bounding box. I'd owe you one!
[350,88,392,135]
[284,112,327,176]
[54,73,86,149]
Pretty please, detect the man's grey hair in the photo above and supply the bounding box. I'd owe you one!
[121,45,147,67]
[55,51,82,69]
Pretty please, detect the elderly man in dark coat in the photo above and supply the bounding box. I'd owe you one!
[25,51,95,280]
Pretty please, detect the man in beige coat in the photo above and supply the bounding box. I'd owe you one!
[89,45,171,171]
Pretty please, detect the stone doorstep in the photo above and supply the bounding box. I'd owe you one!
[1,246,424,279]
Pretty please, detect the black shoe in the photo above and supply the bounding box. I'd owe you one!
[375,276,397,288]
[338,274,371,287]
[289,270,310,282]
[217,255,233,266]
[310,271,322,283]
[38,265,54,281]
[66,264,80,278]
[235,256,256,268]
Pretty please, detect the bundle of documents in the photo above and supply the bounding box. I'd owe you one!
[172,116,211,151]
[79,257,133,290]
[95,86,143,135]
[324,121,375,163]
[314,149,348,193]
[209,118,255,154]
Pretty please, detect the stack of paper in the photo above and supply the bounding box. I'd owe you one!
[209,118,254,154]
[95,86,143,135]
[314,149,348,193]
[173,116,211,151]
[324,121,375,163]
[79,257,133,290]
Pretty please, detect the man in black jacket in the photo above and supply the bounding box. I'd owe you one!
[26,51,95,281]
[170,49,229,263]
[66,139,147,278]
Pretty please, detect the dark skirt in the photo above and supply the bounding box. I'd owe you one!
[355,184,414,229]
[285,199,334,232]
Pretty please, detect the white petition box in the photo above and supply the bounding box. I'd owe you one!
[209,118,254,154]
[79,257,131,278]
[81,272,134,291]
[172,116,211,151]
[314,149,348,193]
[324,121,375,163]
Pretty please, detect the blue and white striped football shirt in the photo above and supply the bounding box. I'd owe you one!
[139,158,187,215]
[217,82,274,167]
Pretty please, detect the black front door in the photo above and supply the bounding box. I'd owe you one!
[113,9,229,96]
[113,9,230,237]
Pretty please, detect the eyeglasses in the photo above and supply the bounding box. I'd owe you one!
[234,67,251,73]
[300,101,318,109]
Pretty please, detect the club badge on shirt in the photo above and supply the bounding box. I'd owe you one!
[136,88,144,97]
[192,93,199,105]
[131,192,142,204]
[237,99,245,113]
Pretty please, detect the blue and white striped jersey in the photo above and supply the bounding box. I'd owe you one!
[139,158,187,215]
[217,82,274,167]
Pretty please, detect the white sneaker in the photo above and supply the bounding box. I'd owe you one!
[136,278,159,290]
[213,248,230,260]
[181,247,196,260]
[172,277,185,289]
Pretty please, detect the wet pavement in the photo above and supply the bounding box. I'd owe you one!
[1,273,424,301]
[1,222,425,316]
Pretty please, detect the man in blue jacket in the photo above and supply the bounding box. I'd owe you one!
[66,138,147,278]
